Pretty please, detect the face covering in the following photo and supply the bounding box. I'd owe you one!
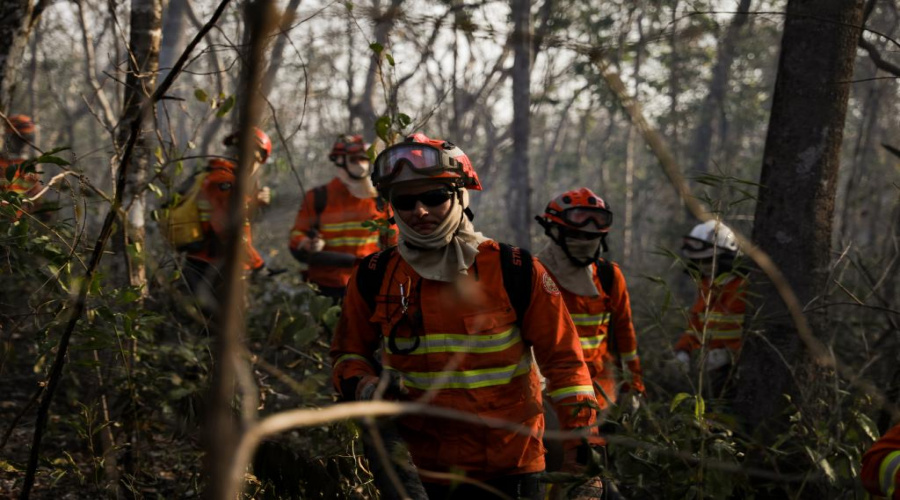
[394,188,488,282]
[537,235,601,297]
[336,165,378,199]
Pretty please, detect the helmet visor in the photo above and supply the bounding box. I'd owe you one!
[373,143,462,185]
[562,207,613,231]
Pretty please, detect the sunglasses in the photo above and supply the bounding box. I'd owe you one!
[390,188,454,211]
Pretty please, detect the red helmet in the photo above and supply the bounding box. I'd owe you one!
[329,134,367,162]
[5,114,36,135]
[372,133,482,192]
[539,188,612,233]
[223,127,272,163]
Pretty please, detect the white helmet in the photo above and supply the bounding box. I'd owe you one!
[681,220,738,259]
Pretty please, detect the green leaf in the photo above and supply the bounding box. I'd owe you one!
[344,0,353,11]
[5,165,15,181]
[0,460,20,472]
[194,88,208,102]
[397,113,412,128]
[385,52,395,66]
[375,115,392,143]
[147,182,163,198]
[855,412,879,441]
[216,95,235,117]
[670,392,692,413]
[369,43,384,54]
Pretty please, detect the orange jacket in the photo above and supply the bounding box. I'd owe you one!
[863,424,900,499]
[675,274,747,353]
[187,159,265,271]
[552,260,644,407]
[331,240,599,481]
[289,177,395,289]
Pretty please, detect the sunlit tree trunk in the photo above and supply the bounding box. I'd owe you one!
[157,0,188,150]
[734,0,865,432]
[509,0,532,248]
[0,0,45,113]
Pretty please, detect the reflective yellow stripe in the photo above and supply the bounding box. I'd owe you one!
[385,354,532,390]
[571,313,610,326]
[388,327,521,355]
[701,312,744,323]
[579,334,606,350]
[688,329,742,340]
[548,385,595,402]
[322,220,371,231]
[324,236,379,246]
[290,229,306,237]
[334,354,372,368]
[621,349,638,362]
[880,450,900,497]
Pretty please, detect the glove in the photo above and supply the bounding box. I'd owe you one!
[355,372,409,401]
[620,391,642,414]
[256,186,272,205]
[298,236,325,253]
[704,348,732,372]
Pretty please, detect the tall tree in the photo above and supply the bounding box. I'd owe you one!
[0,0,47,113]
[509,0,532,248]
[114,0,164,292]
[734,0,865,430]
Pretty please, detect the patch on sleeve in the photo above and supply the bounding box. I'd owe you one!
[542,272,560,296]
[218,182,232,191]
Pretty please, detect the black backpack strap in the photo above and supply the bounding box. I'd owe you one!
[356,247,396,312]
[596,258,615,296]
[312,185,328,231]
[499,243,533,327]
[596,258,620,360]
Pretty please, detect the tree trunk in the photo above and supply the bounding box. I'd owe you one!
[157,0,188,150]
[734,0,865,432]
[0,0,43,113]
[687,0,752,176]
[509,0,532,248]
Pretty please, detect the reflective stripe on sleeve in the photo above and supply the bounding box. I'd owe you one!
[571,313,610,326]
[548,385,596,402]
[322,220,371,231]
[620,349,638,362]
[384,354,532,390]
[387,327,522,355]
[334,354,372,368]
[579,334,606,350]
[688,328,742,340]
[880,450,900,497]
[700,312,745,324]
[324,235,380,247]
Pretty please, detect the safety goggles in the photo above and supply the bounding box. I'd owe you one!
[390,188,454,211]
[374,142,464,185]
[559,207,613,231]
[682,237,714,252]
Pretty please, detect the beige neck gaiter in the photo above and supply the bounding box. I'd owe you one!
[395,189,489,282]
[537,240,600,297]
[336,166,378,199]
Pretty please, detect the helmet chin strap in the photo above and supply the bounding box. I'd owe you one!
[536,217,601,267]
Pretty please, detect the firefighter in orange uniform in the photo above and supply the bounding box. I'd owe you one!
[674,220,747,398]
[183,128,272,302]
[862,423,900,499]
[535,188,645,410]
[289,134,396,299]
[1,115,42,215]
[331,133,602,499]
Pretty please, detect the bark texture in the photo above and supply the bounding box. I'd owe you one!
[509,0,532,248]
[0,0,44,113]
[734,0,865,431]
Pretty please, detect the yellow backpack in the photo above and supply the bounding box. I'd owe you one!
[159,172,207,250]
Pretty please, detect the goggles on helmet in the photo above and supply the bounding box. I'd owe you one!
[682,236,714,252]
[373,142,466,187]
[558,207,613,231]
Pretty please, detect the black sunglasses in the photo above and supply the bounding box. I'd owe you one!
[391,188,454,211]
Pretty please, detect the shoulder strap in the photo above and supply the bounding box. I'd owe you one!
[596,258,620,359]
[596,258,615,296]
[312,185,328,230]
[499,243,533,326]
[356,247,396,312]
